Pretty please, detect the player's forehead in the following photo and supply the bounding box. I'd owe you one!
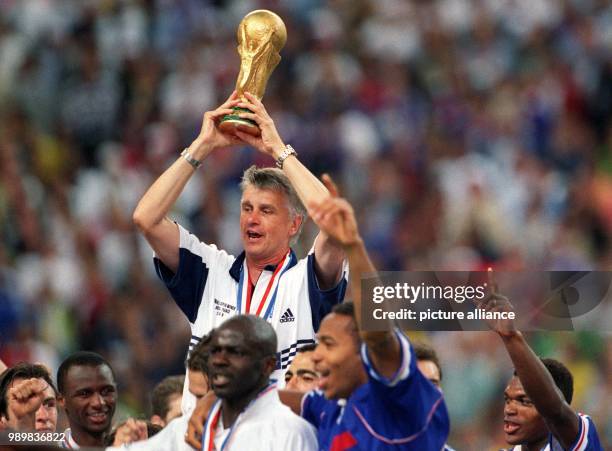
[504,376,527,397]
[212,324,250,348]
[289,352,315,371]
[241,185,287,207]
[65,364,115,391]
[318,313,358,346]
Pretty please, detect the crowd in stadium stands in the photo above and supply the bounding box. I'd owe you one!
[0,0,610,449]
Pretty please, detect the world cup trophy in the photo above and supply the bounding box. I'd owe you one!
[218,10,287,137]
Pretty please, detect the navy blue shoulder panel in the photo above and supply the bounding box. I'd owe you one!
[307,254,347,332]
[154,248,209,323]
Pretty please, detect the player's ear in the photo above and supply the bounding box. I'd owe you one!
[264,355,277,377]
[289,214,303,237]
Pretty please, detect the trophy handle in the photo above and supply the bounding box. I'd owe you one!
[218,107,261,136]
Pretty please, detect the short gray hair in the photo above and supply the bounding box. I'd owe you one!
[240,165,306,243]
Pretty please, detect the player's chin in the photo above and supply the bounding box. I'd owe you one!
[504,432,523,445]
[321,382,343,400]
[85,421,111,432]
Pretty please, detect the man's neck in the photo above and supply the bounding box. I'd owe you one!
[220,381,269,428]
[342,366,368,400]
[354,367,368,391]
[70,425,107,447]
[246,248,289,283]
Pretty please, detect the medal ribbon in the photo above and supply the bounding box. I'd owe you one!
[236,251,293,319]
[201,384,277,451]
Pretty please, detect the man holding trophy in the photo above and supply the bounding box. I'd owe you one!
[133,10,347,416]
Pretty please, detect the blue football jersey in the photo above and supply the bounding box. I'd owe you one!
[506,413,603,451]
[302,329,450,450]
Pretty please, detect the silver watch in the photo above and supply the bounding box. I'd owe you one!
[275,145,297,169]
[181,148,202,169]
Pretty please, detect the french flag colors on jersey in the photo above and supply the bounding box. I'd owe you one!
[508,413,602,451]
[301,329,450,451]
[154,224,347,413]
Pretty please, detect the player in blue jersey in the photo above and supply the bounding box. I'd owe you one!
[478,282,603,451]
[301,183,449,450]
[186,176,450,450]
[414,342,457,451]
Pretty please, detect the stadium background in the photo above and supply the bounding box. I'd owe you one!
[0,0,610,449]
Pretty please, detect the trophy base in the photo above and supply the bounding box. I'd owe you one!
[219,107,260,137]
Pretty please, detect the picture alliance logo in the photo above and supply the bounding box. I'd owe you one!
[280,308,295,323]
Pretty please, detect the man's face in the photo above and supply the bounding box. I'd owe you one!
[5,377,57,432]
[312,314,364,399]
[35,382,58,432]
[188,370,209,402]
[207,326,269,401]
[61,365,117,435]
[285,352,318,392]
[240,186,300,262]
[417,360,441,389]
[503,376,548,446]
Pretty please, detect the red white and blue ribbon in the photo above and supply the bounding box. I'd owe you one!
[201,383,276,451]
[236,251,293,320]
[60,428,78,449]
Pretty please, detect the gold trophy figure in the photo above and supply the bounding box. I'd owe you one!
[218,10,287,136]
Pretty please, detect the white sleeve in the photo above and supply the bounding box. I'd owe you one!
[177,223,234,268]
[105,416,193,451]
[275,421,318,451]
[361,328,412,386]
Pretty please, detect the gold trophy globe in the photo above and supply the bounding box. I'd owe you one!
[218,10,287,137]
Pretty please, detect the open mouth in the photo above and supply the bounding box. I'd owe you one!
[246,231,263,241]
[317,369,331,390]
[503,421,520,435]
[87,412,109,425]
[212,373,231,388]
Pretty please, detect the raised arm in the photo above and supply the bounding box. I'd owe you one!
[233,93,345,289]
[308,180,401,379]
[479,291,580,448]
[132,92,241,272]
[4,378,47,431]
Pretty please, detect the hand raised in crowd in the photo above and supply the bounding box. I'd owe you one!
[7,378,47,429]
[112,418,148,446]
[185,391,218,449]
[475,269,517,338]
[308,175,361,248]
[195,90,243,155]
[232,92,286,158]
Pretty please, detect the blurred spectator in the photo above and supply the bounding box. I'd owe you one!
[0,0,610,449]
[149,375,184,428]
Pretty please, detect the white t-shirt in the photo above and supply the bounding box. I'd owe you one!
[154,224,347,413]
[107,387,318,451]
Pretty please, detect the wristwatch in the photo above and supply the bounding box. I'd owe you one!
[275,145,297,169]
[181,148,202,169]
